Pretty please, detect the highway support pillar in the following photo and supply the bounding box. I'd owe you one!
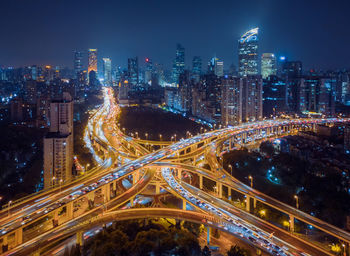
[245,196,251,212]
[177,169,182,179]
[13,228,23,247]
[218,183,222,198]
[31,251,40,256]
[199,175,203,190]
[66,201,73,220]
[228,188,232,201]
[133,171,139,185]
[76,230,84,247]
[346,242,350,256]
[104,184,111,202]
[182,199,187,210]
[130,197,135,207]
[289,215,295,233]
[155,182,160,194]
[2,235,8,252]
[206,226,211,245]
[253,198,257,209]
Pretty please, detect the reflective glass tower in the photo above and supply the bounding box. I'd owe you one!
[102,58,112,86]
[238,28,259,76]
[172,44,185,84]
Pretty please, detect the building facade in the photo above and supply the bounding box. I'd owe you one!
[238,28,259,76]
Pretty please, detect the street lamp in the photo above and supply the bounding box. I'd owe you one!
[294,195,299,209]
[85,163,90,173]
[248,175,253,188]
[174,134,177,141]
[145,133,148,140]
[135,132,138,139]
[59,179,63,192]
[228,164,233,176]
[159,134,162,141]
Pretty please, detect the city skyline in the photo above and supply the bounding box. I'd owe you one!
[1,0,350,71]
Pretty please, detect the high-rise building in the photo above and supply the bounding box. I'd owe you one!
[88,49,98,76]
[102,58,112,86]
[261,53,277,79]
[44,92,73,189]
[144,58,153,85]
[263,75,287,117]
[282,61,302,78]
[128,57,139,86]
[74,51,83,77]
[208,57,224,77]
[299,76,335,116]
[192,56,202,82]
[221,77,243,126]
[24,80,37,104]
[172,44,185,84]
[242,75,263,122]
[238,28,259,76]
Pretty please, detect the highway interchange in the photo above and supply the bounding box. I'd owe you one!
[0,87,349,256]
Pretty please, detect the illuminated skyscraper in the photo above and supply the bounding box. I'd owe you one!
[238,28,259,76]
[192,56,202,80]
[103,58,112,86]
[208,57,224,77]
[128,57,139,86]
[172,44,185,84]
[144,58,153,85]
[88,49,98,75]
[221,77,243,126]
[261,53,276,79]
[74,51,83,78]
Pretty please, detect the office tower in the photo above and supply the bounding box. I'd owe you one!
[261,53,277,79]
[103,58,112,86]
[299,77,335,116]
[44,92,73,189]
[242,75,263,122]
[263,75,287,117]
[208,57,224,77]
[88,49,98,76]
[74,51,83,77]
[282,61,302,78]
[192,56,202,82]
[128,57,139,86]
[24,80,37,104]
[144,58,153,85]
[238,28,259,76]
[172,44,185,84]
[221,77,243,126]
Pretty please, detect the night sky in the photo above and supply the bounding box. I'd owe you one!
[1,0,349,71]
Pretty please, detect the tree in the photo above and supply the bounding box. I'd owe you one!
[202,245,211,256]
[227,245,251,256]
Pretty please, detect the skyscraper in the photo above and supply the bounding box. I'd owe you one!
[144,58,153,85]
[263,75,287,117]
[44,92,74,189]
[238,28,259,76]
[172,44,185,84]
[242,75,263,122]
[192,56,202,82]
[88,49,98,76]
[74,51,83,77]
[221,77,243,126]
[103,58,112,86]
[128,57,139,86]
[261,53,277,79]
[208,57,224,77]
